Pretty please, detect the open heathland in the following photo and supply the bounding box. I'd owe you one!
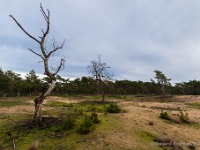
[0,95,200,150]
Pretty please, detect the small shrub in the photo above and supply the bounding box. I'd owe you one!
[62,116,76,130]
[90,112,100,124]
[178,111,189,123]
[87,105,96,112]
[159,109,170,120]
[77,112,100,134]
[106,102,121,113]
[74,107,83,115]
[79,108,83,115]
[77,116,93,134]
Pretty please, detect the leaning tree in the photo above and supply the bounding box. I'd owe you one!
[10,4,65,120]
[152,70,171,97]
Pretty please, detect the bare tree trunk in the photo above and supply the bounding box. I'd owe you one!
[34,80,56,120]
[100,80,105,103]
[97,80,100,96]
[10,4,65,120]
[161,84,165,96]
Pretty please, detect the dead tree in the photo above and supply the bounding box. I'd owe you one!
[87,56,113,102]
[10,4,65,120]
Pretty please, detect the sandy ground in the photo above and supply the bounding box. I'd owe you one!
[82,96,200,150]
[1,96,200,149]
[117,101,200,149]
[98,96,200,150]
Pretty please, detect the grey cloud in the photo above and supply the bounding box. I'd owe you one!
[1,0,200,83]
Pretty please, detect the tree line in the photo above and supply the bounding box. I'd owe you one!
[1,68,200,97]
[7,4,200,119]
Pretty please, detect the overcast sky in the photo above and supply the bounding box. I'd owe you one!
[1,0,200,84]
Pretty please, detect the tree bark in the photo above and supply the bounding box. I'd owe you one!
[34,80,56,120]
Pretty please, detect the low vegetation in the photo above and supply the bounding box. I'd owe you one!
[178,110,190,123]
[0,95,200,149]
[106,102,122,113]
[160,109,191,124]
[77,112,100,134]
[61,116,76,131]
[159,109,170,120]
[0,98,28,107]
[188,102,200,109]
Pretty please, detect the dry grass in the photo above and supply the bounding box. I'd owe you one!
[115,97,200,149]
[1,95,200,149]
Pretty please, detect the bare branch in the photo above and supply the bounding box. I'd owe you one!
[53,59,65,75]
[39,4,50,40]
[28,48,44,60]
[9,15,40,44]
[38,60,44,63]
[41,28,45,35]
[47,40,65,58]
[40,3,49,22]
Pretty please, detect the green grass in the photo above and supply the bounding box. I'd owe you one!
[135,131,163,150]
[45,101,74,107]
[0,96,128,149]
[188,102,200,109]
[0,99,122,150]
[136,131,157,142]
[0,113,119,150]
[0,99,27,107]
[190,123,200,129]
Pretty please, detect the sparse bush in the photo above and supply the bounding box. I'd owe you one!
[74,107,83,115]
[77,112,100,134]
[106,102,121,113]
[77,115,93,134]
[79,108,83,115]
[90,112,100,124]
[159,109,170,120]
[87,105,96,112]
[178,111,189,123]
[62,116,76,130]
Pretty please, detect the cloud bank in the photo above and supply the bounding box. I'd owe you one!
[1,0,200,84]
